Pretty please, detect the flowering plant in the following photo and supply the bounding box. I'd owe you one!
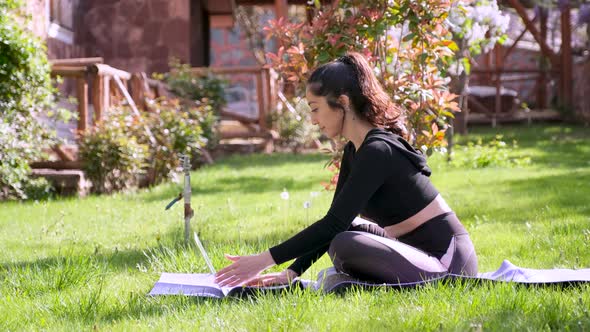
[264,0,462,188]
[446,0,510,76]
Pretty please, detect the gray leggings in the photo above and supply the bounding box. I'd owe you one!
[328,213,478,284]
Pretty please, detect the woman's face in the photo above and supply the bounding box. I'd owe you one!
[306,89,344,139]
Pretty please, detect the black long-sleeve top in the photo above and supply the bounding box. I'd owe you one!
[268,128,439,275]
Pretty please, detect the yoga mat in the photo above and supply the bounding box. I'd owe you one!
[148,260,590,298]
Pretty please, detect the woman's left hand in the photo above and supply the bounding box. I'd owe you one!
[214,251,275,287]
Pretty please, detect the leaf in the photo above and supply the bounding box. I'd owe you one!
[440,40,459,52]
[461,57,471,75]
[402,33,416,42]
[419,53,428,64]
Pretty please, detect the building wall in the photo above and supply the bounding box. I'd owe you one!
[25,0,204,74]
[79,0,192,74]
[25,0,48,38]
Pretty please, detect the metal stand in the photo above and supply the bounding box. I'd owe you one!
[164,154,194,245]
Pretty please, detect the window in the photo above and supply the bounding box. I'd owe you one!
[47,0,76,44]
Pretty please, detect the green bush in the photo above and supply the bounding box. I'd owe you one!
[269,98,320,151]
[78,98,209,192]
[0,0,56,200]
[141,99,207,185]
[189,101,219,150]
[162,59,228,111]
[78,109,148,194]
[154,59,227,148]
[0,120,53,199]
[450,135,532,169]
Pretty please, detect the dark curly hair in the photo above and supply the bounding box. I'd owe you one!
[307,52,407,138]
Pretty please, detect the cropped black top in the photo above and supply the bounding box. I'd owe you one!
[268,128,439,275]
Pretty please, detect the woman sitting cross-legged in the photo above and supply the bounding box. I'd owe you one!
[214,52,478,287]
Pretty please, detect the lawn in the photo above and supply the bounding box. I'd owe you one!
[1,124,589,331]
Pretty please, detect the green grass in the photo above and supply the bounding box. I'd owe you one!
[1,124,590,331]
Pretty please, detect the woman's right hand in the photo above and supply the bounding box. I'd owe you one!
[245,269,299,287]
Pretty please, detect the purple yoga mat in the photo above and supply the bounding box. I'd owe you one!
[148,260,590,298]
[474,260,590,283]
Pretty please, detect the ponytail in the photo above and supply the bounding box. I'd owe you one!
[308,52,407,138]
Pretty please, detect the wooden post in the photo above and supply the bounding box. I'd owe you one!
[103,76,110,116]
[77,76,88,133]
[494,45,503,127]
[257,69,273,153]
[129,73,145,111]
[560,3,573,109]
[537,8,548,109]
[263,68,272,121]
[110,77,120,105]
[268,69,278,120]
[256,71,266,130]
[92,74,104,124]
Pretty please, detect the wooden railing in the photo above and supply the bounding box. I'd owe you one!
[190,66,276,137]
[49,58,166,140]
[50,57,133,133]
[451,43,562,133]
[45,60,277,167]
[186,66,278,153]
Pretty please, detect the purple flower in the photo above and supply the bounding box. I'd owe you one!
[579,4,590,25]
[557,0,569,11]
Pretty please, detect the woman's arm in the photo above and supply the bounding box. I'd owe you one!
[268,140,394,266]
[215,141,393,286]
[286,143,355,276]
[215,251,276,287]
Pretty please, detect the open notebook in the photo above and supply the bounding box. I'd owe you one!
[148,260,590,298]
[148,272,308,298]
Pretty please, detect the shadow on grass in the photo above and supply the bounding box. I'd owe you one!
[0,222,303,326]
[458,170,590,224]
[143,174,325,203]
[213,152,328,170]
[456,124,590,169]
[0,226,186,294]
[140,153,330,202]
[0,221,300,299]
[0,247,148,274]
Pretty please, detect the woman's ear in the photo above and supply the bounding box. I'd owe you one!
[337,95,351,112]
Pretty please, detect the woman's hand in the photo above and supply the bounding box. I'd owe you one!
[214,251,276,287]
[245,269,299,287]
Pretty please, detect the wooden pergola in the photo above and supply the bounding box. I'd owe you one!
[236,0,578,123]
[473,0,578,114]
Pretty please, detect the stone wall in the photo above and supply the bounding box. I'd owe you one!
[24,0,84,60]
[79,0,192,74]
[24,0,202,74]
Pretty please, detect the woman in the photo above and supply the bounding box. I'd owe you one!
[215,52,477,287]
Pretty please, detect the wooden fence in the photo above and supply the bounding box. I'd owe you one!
[37,59,276,169]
